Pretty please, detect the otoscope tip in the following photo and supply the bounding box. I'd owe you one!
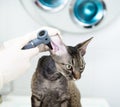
[47,42,53,50]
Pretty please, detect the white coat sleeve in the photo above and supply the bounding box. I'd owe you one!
[0,26,61,89]
[0,73,3,89]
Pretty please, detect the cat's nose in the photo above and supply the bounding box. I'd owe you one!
[72,71,81,80]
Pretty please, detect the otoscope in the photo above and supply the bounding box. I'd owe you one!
[22,30,53,50]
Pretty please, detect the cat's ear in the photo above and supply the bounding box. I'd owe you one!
[76,37,93,56]
[50,34,68,56]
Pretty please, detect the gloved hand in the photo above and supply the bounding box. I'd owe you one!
[0,26,62,89]
[35,26,62,52]
[0,31,39,88]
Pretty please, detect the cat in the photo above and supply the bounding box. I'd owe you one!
[31,36,92,107]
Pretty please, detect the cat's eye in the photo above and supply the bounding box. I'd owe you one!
[66,64,73,70]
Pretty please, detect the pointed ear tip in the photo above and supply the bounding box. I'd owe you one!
[86,37,94,43]
[89,37,94,40]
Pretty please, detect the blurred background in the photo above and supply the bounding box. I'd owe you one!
[0,0,120,107]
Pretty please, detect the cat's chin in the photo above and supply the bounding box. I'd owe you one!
[66,77,78,81]
[66,75,81,81]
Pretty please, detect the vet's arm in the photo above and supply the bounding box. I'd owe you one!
[0,26,62,89]
[0,33,39,89]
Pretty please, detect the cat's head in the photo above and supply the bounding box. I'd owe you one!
[50,35,92,80]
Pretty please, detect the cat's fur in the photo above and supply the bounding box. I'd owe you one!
[31,37,92,107]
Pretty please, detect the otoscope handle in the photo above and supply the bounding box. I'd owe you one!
[22,30,51,50]
[22,38,43,49]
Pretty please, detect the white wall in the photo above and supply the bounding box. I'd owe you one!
[0,0,120,107]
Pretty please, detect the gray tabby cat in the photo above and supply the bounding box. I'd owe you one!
[31,37,92,107]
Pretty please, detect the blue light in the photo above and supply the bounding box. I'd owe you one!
[73,0,105,26]
[38,0,64,8]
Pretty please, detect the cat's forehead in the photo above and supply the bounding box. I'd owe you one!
[55,53,71,63]
[67,46,79,57]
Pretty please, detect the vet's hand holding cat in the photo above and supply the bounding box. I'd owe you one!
[0,27,61,89]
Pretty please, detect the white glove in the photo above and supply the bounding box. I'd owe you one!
[0,26,62,89]
[0,32,39,89]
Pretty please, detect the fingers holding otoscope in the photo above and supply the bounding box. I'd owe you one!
[22,30,53,50]
[22,27,61,51]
